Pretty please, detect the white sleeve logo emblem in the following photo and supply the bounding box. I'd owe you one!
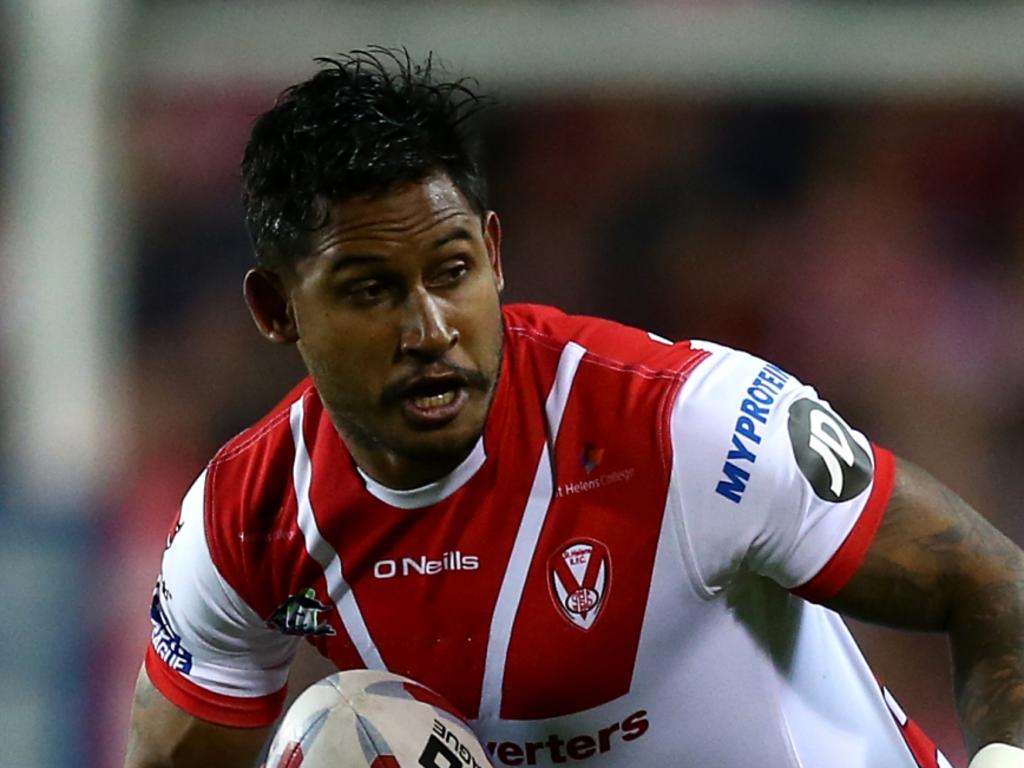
[788,398,873,502]
[548,539,611,631]
[267,588,337,637]
[808,409,856,497]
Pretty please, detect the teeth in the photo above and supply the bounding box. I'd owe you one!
[413,390,456,409]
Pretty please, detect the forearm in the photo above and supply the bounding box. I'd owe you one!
[125,665,270,768]
[950,574,1024,756]
[828,459,1024,759]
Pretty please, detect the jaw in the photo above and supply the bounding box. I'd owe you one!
[320,323,505,490]
[331,395,490,490]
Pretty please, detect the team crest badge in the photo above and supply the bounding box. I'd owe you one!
[548,539,611,630]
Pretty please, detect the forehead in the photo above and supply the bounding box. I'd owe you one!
[322,175,477,245]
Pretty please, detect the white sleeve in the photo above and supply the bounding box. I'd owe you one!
[669,342,891,597]
[147,469,300,719]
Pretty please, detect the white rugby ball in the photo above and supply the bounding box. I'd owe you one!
[264,669,494,768]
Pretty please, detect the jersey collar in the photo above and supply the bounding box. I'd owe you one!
[356,437,487,509]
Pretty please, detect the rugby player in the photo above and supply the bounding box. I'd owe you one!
[124,48,1024,768]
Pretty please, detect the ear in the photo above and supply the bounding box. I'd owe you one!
[483,211,504,293]
[243,268,298,344]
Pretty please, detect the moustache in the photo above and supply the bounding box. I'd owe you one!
[380,363,492,407]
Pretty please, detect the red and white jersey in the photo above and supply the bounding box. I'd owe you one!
[146,304,952,767]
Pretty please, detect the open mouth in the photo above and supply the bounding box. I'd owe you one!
[411,390,458,409]
[394,373,472,427]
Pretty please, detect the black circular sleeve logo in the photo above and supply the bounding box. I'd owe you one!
[787,399,872,502]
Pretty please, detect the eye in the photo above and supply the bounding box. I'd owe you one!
[344,279,391,305]
[432,261,469,287]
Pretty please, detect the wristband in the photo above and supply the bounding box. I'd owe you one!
[969,744,1024,768]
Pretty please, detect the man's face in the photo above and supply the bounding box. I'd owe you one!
[281,174,504,488]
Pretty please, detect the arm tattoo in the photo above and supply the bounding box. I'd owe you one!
[830,458,1024,754]
[951,571,1024,752]
[134,671,156,710]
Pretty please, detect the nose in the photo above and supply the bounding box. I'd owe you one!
[399,288,459,359]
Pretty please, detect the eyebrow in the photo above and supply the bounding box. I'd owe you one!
[327,227,477,272]
[326,254,388,273]
[432,227,475,249]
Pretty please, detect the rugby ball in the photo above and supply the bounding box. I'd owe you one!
[264,669,494,768]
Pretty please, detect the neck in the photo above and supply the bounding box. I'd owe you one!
[347,443,470,490]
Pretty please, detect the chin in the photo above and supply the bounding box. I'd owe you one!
[393,428,481,465]
[334,398,490,476]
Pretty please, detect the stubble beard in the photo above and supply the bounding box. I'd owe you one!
[322,335,504,477]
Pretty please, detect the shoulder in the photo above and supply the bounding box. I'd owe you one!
[501,305,727,479]
[205,377,325,506]
[674,342,796,422]
[210,377,315,468]
[203,378,312,519]
[501,303,709,378]
[200,378,321,583]
[669,341,804,477]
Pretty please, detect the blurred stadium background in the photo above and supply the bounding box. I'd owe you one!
[2,2,1024,766]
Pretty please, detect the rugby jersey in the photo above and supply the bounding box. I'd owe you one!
[146,303,951,767]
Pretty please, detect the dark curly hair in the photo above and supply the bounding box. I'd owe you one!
[241,47,491,266]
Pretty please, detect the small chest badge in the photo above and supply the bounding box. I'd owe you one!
[267,588,337,637]
[548,539,611,631]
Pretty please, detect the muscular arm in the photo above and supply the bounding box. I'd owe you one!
[827,457,1024,757]
[124,665,271,768]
